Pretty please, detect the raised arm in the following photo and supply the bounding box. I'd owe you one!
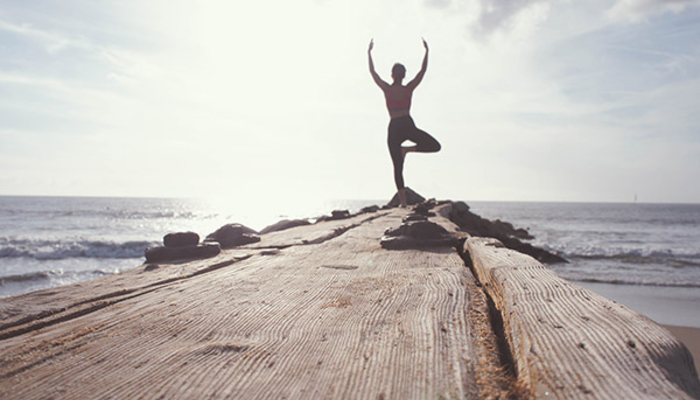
[407,38,429,90]
[368,39,389,90]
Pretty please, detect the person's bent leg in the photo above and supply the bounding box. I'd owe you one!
[409,128,441,153]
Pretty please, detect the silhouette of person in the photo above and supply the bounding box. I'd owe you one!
[368,38,441,208]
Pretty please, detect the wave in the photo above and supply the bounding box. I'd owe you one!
[0,269,115,287]
[0,238,156,260]
[1,207,218,221]
[566,252,700,265]
[539,244,700,267]
[574,277,700,289]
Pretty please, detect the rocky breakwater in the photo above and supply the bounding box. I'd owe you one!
[444,201,566,264]
[380,190,566,263]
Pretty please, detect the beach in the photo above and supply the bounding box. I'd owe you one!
[574,281,700,376]
[665,325,700,375]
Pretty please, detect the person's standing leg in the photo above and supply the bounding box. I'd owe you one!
[388,120,408,207]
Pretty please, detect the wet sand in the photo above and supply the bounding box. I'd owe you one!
[575,281,700,377]
[576,281,700,328]
[665,325,700,376]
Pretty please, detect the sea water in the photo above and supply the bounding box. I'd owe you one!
[0,196,377,298]
[2,197,699,325]
[468,202,700,288]
[468,201,700,327]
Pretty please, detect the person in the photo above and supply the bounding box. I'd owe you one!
[368,38,441,208]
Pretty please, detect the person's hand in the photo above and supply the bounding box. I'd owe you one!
[368,39,374,52]
[422,37,429,51]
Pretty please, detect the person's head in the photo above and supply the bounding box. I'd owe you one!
[392,63,406,81]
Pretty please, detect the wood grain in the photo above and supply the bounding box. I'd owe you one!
[466,236,700,400]
[0,210,508,399]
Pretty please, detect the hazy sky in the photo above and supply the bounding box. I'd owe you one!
[1,0,699,203]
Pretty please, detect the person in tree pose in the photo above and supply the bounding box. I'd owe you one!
[368,38,441,208]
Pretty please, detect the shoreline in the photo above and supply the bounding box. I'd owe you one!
[575,280,700,377]
[664,325,700,376]
[574,281,700,328]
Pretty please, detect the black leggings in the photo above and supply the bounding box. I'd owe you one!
[387,116,441,190]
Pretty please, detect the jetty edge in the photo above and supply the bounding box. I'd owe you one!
[0,200,697,399]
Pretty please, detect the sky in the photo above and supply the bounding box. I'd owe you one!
[1,0,699,204]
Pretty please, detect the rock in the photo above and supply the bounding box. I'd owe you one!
[360,205,380,214]
[499,236,568,264]
[332,210,350,219]
[145,243,221,263]
[446,201,566,263]
[403,214,428,223]
[406,220,450,239]
[260,219,311,234]
[513,228,532,239]
[412,200,437,217]
[144,264,160,272]
[163,231,200,247]
[204,224,260,249]
[452,201,470,213]
[386,187,426,208]
[381,214,457,250]
[316,209,351,223]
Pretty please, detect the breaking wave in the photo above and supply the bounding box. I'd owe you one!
[0,238,156,260]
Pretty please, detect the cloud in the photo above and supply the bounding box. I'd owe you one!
[0,19,92,53]
[0,18,154,86]
[426,0,699,40]
[422,0,556,39]
[607,0,700,23]
[424,0,453,9]
[472,0,553,36]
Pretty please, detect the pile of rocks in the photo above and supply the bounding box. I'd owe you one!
[145,231,221,263]
[381,201,458,250]
[386,187,425,208]
[447,201,566,264]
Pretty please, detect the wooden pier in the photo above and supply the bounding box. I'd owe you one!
[1,204,698,399]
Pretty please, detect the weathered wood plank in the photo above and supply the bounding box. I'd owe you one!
[244,211,390,249]
[466,236,700,400]
[0,249,256,335]
[0,210,508,399]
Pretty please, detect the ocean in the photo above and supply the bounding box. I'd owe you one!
[0,196,376,299]
[1,196,699,326]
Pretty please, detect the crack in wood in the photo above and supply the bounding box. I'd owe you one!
[457,243,519,394]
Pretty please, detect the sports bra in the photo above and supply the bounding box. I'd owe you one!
[384,86,413,111]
